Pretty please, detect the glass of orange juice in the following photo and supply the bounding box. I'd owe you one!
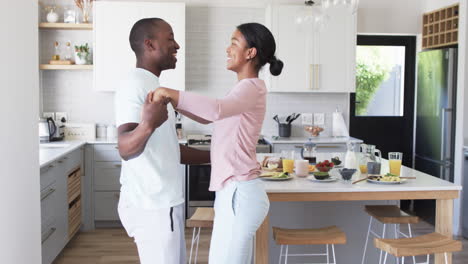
[281,150,295,173]
[388,152,403,176]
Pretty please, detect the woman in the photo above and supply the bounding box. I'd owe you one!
[153,22,283,263]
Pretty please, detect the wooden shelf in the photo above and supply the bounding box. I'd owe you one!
[422,3,459,49]
[39,64,93,70]
[39,22,93,30]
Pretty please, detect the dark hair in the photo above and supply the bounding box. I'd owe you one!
[129,18,164,57]
[236,23,283,76]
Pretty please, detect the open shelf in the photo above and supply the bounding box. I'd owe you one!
[39,22,93,30]
[422,3,459,49]
[39,64,93,70]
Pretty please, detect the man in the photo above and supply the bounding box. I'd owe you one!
[114,18,210,264]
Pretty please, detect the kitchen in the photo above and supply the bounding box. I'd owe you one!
[2,0,468,264]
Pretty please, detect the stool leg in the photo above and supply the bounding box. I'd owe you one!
[189,227,196,264]
[379,224,387,264]
[445,252,448,264]
[279,245,283,264]
[401,256,405,264]
[426,254,430,264]
[284,245,289,264]
[361,216,373,264]
[326,244,330,264]
[332,244,337,264]
[394,225,400,264]
[194,227,201,264]
[407,224,417,264]
[383,252,388,264]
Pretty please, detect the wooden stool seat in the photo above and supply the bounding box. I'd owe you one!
[186,207,214,228]
[374,232,462,257]
[273,226,347,245]
[365,205,419,224]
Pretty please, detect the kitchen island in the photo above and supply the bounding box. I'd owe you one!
[255,154,461,264]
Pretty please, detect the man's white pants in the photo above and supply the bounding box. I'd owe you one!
[209,178,270,264]
[118,199,186,264]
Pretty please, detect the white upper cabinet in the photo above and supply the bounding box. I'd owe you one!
[265,5,356,93]
[94,1,185,92]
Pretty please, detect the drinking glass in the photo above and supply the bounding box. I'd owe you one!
[388,152,403,176]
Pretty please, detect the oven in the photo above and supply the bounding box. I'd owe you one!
[185,135,271,218]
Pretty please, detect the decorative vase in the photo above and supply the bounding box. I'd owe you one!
[46,8,59,23]
[74,52,89,65]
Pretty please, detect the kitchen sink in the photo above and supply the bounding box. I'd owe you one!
[40,143,71,149]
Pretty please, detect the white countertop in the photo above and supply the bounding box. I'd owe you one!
[40,138,188,168]
[40,141,86,168]
[264,136,363,144]
[257,153,461,193]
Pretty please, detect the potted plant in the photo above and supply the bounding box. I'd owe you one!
[74,43,91,65]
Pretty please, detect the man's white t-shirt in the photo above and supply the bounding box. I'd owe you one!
[114,68,183,210]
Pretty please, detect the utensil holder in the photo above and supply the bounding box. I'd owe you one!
[278,123,291,137]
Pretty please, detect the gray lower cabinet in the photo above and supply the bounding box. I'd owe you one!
[40,147,83,264]
[83,144,186,229]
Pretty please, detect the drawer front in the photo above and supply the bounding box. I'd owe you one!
[94,162,121,191]
[41,220,61,264]
[63,148,83,174]
[40,163,58,191]
[41,182,58,228]
[94,144,121,162]
[94,191,120,221]
[272,143,297,153]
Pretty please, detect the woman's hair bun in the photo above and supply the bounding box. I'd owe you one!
[269,56,283,76]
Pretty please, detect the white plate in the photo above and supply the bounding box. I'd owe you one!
[306,176,338,182]
[261,176,293,181]
[367,178,407,185]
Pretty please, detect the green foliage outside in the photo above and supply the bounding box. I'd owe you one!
[355,46,392,115]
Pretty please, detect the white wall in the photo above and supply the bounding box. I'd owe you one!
[40,1,350,138]
[358,0,423,34]
[0,1,41,263]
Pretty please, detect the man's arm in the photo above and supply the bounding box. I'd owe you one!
[117,93,168,161]
[180,145,210,165]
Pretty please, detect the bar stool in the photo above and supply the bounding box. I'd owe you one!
[362,205,420,264]
[186,207,214,264]
[273,225,347,264]
[374,232,462,264]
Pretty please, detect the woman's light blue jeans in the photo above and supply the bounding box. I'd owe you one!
[208,178,270,264]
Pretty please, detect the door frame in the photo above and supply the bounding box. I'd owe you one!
[350,35,417,166]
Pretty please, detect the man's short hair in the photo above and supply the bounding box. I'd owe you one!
[129,18,164,56]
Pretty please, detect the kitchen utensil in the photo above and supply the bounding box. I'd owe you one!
[273,115,280,125]
[289,113,301,124]
[38,117,57,143]
[352,177,369,184]
[300,138,317,164]
[278,123,291,137]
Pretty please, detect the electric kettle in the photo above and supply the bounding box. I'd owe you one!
[38,118,57,143]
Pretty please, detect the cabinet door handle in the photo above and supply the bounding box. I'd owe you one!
[41,188,56,201]
[115,146,119,150]
[41,227,56,244]
[48,164,54,169]
[114,193,120,199]
[114,164,122,168]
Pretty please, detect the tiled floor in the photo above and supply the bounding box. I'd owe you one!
[54,222,467,264]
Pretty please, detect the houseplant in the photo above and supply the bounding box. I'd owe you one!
[74,43,91,65]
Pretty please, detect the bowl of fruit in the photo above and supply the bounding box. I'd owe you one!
[316,160,334,172]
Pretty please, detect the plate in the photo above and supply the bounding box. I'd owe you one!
[261,176,293,181]
[367,178,407,185]
[306,176,338,182]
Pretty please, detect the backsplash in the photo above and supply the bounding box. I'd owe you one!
[40,3,350,138]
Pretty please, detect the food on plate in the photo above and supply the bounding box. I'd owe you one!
[369,173,401,182]
[316,160,334,172]
[260,171,278,177]
[273,172,290,179]
[331,157,342,166]
[267,162,279,170]
[308,165,316,172]
[261,156,282,169]
[313,171,330,180]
